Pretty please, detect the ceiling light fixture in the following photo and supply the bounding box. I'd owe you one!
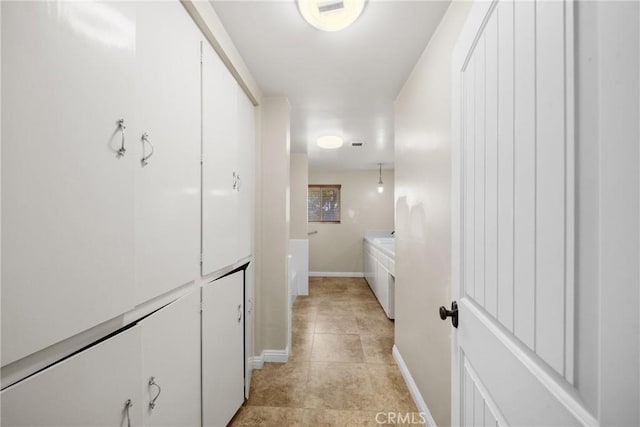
[297,0,366,32]
[317,135,344,149]
[377,163,384,193]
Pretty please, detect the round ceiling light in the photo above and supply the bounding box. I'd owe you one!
[297,0,366,32]
[317,135,344,149]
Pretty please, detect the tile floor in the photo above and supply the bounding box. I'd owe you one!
[230,277,423,426]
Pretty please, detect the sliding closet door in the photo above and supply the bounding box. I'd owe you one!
[133,1,201,304]
[1,1,137,364]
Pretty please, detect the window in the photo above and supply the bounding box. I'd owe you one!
[308,185,341,223]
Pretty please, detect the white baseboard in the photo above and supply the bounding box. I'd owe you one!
[248,347,289,370]
[309,271,364,278]
[393,345,437,427]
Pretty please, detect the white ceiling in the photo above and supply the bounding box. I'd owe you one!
[211,0,450,170]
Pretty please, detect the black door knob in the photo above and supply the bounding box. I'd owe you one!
[439,301,458,328]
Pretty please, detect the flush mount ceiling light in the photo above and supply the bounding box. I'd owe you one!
[297,0,366,32]
[317,135,344,149]
[377,163,384,193]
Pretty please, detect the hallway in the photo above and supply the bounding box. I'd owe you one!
[230,277,421,426]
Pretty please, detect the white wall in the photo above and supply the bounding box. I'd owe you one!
[256,97,290,354]
[290,153,308,239]
[308,169,394,275]
[394,2,471,426]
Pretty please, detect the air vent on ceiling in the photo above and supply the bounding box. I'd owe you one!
[318,1,345,14]
[351,141,364,147]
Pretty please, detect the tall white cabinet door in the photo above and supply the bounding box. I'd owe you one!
[1,1,137,364]
[1,327,142,426]
[140,291,201,427]
[236,87,256,259]
[134,1,201,304]
[202,42,240,276]
[202,272,245,427]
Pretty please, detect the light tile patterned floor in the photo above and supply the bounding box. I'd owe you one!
[229,277,423,426]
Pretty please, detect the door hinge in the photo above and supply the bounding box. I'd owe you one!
[199,253,203,265]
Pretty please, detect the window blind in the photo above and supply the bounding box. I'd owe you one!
[308,185,341,223]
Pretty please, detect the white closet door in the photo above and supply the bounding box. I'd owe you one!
[134,1,201,305]
[1,327,142,426]
[140,291,201,427]
[202,42,239,276]
[236,86,255,260]
[1,1,136,364]
[202,272,245,427]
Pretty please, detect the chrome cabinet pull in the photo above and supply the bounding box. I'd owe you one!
[124,399,134,427]
[232,172,238,190]
[237,304,242,323]
[148,377,162,410]
[141,133,154,167]
[117,119,127,158]
[236,174,241,191]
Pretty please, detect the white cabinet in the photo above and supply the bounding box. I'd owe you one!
[236,86,256,262]
[1,327,143,426]
[133,1,201,304]
[1,0,137,365]
[2,290,203,427]
[363,240,395,319]
[140,291,201,427]
[202,41,239,276]
[2,0,208,365]
[202,271,245,426]
[201,43,255,276]
[364,242,378,293]
[244,263,256,398]
[3,3,254,424]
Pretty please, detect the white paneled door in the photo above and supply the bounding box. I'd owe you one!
[451,1,639,426]
[452,0,586,425]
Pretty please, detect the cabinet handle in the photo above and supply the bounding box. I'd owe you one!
[116,119,127,158]
[140,132,154,167]
[247,298,253,314]
[148,376,162,410]
[124,399,134,427]
[236,174,241,191]
[237,304,242,323]
[232,172,237,190]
